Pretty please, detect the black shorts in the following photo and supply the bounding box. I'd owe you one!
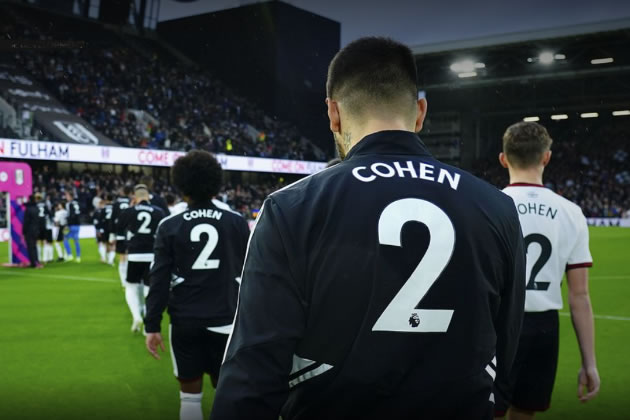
[168,323,229,381]
[126,261,151,284]
[495,310,559,416]
[38,229,53,242]
[98,230,110,243]
[56,228,64,242]
[116,240,128,254]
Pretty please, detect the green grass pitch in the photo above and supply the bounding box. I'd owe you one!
[0,227,628,419]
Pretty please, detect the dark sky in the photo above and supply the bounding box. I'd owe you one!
[158,0,630,47]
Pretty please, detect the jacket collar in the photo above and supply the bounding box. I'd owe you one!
[344,130,433,161]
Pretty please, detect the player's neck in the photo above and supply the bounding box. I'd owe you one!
[347,118,414,152]
[508,167,544,186]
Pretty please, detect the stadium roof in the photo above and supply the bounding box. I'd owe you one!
[158,0,630,47]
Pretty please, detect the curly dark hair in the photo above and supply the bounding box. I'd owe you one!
[171,150,223,203]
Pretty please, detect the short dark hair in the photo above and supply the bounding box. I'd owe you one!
[165,193,176,206]
[139,175,154,190]
[327,37,418,119]
[171,150,222,203]
[503,122,553,169]
[122,185,133,196]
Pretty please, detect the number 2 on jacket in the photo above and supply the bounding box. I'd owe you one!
[373,198,455,333]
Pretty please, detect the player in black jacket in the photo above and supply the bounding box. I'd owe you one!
[118,185,166,332]
[110,186,133,287]
[101,194,116,265]
[140,175,169,214]
[145,150,249,420]
[211,37,526,420]
[35,193,53,264]
[23,195,42,268]
[93,199,107,263]
[63,190,81,262]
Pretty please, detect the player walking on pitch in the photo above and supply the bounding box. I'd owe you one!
[63,190,82,262]
[494,122,600,419]
[110,186,133,287]
[118,185,166,332]
[211,37,526,420]
[145,150,250,420]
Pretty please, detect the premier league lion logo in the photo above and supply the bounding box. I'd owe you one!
[409,313,420,328]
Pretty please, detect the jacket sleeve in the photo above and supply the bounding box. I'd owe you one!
[495,208,526,382]
[145,221,173,333]
[211,198,305,420]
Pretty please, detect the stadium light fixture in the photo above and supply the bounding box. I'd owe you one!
[539,51,555,64]
[580,112,599,119]
[457,71,477,78]
[554,54,566,60]
[450,60,484,74]
[523,116,540,122]
[612,110,630,116]
[551,114,569,120]
[591,57,614,65]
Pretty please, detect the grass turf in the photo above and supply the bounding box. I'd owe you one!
[0,227,628,419]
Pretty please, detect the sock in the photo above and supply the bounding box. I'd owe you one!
[179,392,203,420]
[75,240,81,258]
[125,283,143,322]
[64,240,71,256]
[44,244,53,262]
[37,244,42,262]
[118,260,128,287]
[54,242,63,258]
[107,251,116,265]
[143,284,150,298]
[98,243,106,261]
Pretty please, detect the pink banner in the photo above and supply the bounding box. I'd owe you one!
[0,162,32,196]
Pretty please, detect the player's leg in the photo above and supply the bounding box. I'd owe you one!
[44,233,53,262]
[140,262,151,317]
[71,226,81,262]
[98,236,106,262]
[507,407,536,420]
[125,261,144,332]
[203,330,230,388]
[55,229,65,261]
[106,242,116,265]
[63,229,73,260]
[37,238,43,262]
[26,234,40,267]
[116,240,128,288]
[170,324,204,420]
[508,312,559,419]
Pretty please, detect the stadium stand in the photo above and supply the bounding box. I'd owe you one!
[0,3,324,160]
[31,168,280,222]
[0,3,627,220]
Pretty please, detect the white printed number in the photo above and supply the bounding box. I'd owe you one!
[137,212,152,234]
[373,198,455,333]
[190,224,220,270]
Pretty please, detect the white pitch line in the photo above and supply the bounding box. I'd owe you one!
[2,270,117,283]
[559,312,630,322]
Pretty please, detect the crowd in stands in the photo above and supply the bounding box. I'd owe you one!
[1,5,629,220]
[29,167,283,222]
[1,4,323,161]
